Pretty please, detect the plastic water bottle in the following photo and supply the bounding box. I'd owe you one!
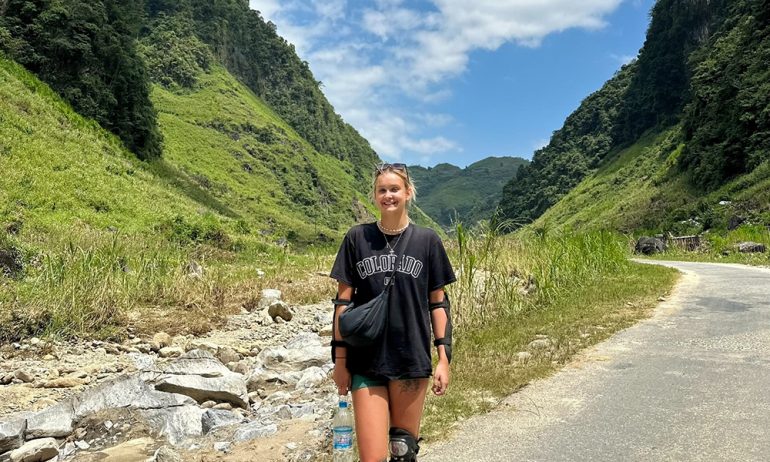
[332,399,354,462]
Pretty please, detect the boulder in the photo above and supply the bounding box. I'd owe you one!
[73,375,194,418]
[160,354,231,378]
[139,406,205,445]
[25,401,75,439]
[268,301,293,322]
[285,333,323,349]
[201,409,244,434]
[259,289,282,309]
[737,241,766,253]
[216,347,241,365]
[154,374,248,408]
[151,333,173,352]
[0,420,26,453]
[8,437,58,462]
[295,367,326,390]
[634,237,666,255]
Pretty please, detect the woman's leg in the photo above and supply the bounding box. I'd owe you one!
[352,384,390,462]
[388,378,430,439]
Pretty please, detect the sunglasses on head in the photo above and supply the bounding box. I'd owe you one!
[375,163,408,174]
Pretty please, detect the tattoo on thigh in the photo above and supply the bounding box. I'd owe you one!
[398,379,423,392]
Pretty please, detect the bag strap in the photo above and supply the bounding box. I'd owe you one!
[384,225,414,288]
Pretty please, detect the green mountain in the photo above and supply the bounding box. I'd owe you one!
[0,2,444,338]
[499,0,770,235]
[410,157,528,228]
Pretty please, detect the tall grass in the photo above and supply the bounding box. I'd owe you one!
[423,224,677,441]
[446,220,631,328]
[0,228,337,341]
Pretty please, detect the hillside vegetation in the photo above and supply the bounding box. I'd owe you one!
[499,0,770,236]
[410,157,528,228]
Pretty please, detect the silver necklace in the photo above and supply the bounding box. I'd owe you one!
[382,228,405,255]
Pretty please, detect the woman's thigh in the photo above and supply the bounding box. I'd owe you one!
[388,378,430,437]
[352,385,390,462]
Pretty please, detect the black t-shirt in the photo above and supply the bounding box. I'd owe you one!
[330,223,456,380]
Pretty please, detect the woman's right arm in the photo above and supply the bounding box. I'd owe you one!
[332,282,354,395]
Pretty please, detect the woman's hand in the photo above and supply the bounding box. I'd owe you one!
[333,362,351,396]
[432,359,450,395]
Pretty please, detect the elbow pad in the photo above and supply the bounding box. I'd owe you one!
[429,292,453,363]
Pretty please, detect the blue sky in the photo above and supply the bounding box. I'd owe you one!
[249,0,655,168]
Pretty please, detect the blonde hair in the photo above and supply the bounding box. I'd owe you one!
[370,165,417,205]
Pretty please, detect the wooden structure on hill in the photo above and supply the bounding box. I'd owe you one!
[668,234,701,251]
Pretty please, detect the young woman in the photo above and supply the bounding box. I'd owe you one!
[330,163,456,462]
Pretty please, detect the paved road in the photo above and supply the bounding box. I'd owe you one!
[422,261,770,462]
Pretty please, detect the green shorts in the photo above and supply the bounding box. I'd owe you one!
[351,374,388,390]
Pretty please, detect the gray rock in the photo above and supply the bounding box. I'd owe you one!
[216,347,241,365]
[295,367,326,390]
[26,401,75,439]
[158,347,184,358]
[153,445,182,462]
[74,440,90,450]
[140,405,205,445]
[634,237,666,255]
[284,346,330,370]
[160,356,231,378]
[268,301,293,322]
[233,422,278,441]
[13,371,34,384]
[264,391,293,404]
[0,420,26,453]
[314,311,334,325]
[228,360,250,375]
[737,241,766,253]
[285,333,322,350]
[73,375,194,418]
[273,405,293,420]
[151,332,173,352]
[8,437,58,462]
[155,374,248,408]
[213,441,231,453]
[527,338,552,350]
[290,404,316,419]
[255,347,288,369]
[259,289,282,309]
[60,441,77,459]
[185,341,219,355]
[202,409,244,434]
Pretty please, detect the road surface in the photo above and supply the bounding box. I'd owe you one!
[422,261,770,462]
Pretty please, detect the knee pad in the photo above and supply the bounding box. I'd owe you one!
[389,427,419,461]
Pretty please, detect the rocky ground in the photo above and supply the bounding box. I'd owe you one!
[0,290,341,461]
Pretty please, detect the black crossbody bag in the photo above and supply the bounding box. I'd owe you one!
[338,226,413,347]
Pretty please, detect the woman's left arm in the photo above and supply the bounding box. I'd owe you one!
[430,288,450,395]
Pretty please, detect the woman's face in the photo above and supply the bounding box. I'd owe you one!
[374,172,411,215]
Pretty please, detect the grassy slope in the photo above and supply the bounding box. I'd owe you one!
[150,65,371,244]
[0,56,207,237]
[532,125,770,260]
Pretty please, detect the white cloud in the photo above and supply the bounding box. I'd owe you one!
[248,0,281,22]
[249,0,624,164]
[402,0,623,86]
[611,53,637,65]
